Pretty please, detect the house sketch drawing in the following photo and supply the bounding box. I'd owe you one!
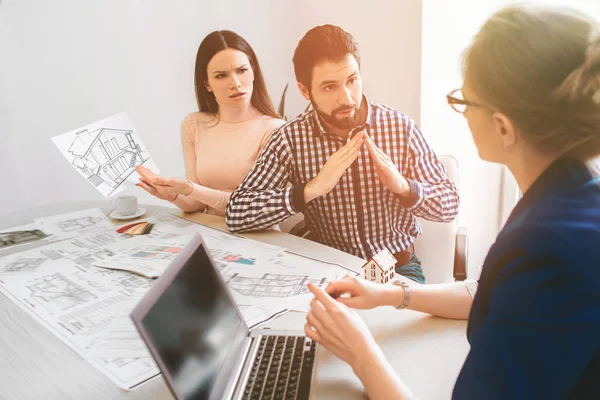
[68,127,149,196]
[225,273,328,298]
[28,273,97,311]
[3,257,46,273]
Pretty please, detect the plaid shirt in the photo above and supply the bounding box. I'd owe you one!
[226,98,460,260]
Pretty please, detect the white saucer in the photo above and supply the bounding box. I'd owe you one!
[110,208,146,220]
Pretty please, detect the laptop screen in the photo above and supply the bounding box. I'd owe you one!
[136,237,248,400]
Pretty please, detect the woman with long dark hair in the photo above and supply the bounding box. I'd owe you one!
[137,30,284,216]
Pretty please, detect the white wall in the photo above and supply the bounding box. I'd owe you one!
[0,0,421,217]
[421,0,507,278]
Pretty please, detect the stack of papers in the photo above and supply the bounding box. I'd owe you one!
[0,209,356,390]
[92,235,192,278]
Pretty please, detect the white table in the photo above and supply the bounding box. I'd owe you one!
[0,202,469,399]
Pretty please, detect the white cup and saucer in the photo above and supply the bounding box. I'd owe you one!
[109,195,146,220]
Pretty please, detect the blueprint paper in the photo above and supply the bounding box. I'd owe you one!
[86,305,288,359]
[89,357,158,391]
[210,238,285,268]
[108,214,287,278]
[139,213,233,245]
[223,269,341,312]
[0,214,125,259]
[0,222,54,258]
[238,305,289,329]
[143,214,358,277]
[51,112,159,198]
[0,223,50,249]
[0,231,129,275]
[143,213,234,244]
[91,235,194,278]
[143,213,198,232]
[87,309,154,359]
[135,214,352,311]
[0,212,353,389]
[92,216,286,280]
[0,254,159,389]
[220,250,356,312]
[35,208,115,240]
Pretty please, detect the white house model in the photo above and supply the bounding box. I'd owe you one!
[362,248,397,284]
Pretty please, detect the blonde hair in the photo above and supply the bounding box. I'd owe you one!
[463,4,600,159]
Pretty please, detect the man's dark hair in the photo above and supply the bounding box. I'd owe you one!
[292,25,360,88]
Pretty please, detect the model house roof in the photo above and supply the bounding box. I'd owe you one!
[361,249,396,272]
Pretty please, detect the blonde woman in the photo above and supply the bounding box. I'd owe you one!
[305,5,600,399]
[137,30,285,216]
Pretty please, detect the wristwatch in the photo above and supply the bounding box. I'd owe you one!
[392,280,410,310]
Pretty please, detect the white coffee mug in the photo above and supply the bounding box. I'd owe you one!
[111,195,138,216]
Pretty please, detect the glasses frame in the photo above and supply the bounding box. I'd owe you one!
[446,88,492,114]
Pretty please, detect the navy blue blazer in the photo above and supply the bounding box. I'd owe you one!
[453,157,600,399]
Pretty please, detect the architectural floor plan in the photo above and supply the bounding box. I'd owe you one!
[28,273,97,312]
[35,208,115,240]
[226,273,328,297]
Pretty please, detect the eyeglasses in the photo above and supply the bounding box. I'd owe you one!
[446,88,492,114]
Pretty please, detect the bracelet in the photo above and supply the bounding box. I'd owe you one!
[392,280,410,310]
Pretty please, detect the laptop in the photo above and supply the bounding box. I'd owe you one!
[131,234,318,400]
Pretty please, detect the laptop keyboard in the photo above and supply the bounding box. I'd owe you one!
[242,335,316,400]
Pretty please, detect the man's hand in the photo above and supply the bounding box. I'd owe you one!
[304,131,365,203]
[364,135,410,196]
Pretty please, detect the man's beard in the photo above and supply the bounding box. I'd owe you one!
[310,93,361,130]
